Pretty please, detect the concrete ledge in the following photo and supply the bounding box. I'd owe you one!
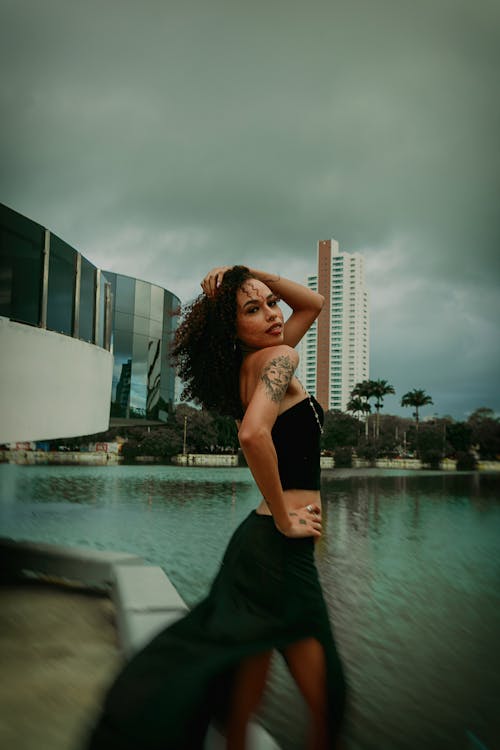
[0,538,280,749]
[0,537,144,588]
[119,609,189,657]
[205,721,281,749]
[113,564,186,610]
[172,453,238,467]
[112,565,188,657]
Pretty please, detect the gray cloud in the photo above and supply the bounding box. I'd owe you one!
[1,0,499,418]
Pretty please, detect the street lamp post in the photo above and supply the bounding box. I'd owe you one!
[182,416,187,457]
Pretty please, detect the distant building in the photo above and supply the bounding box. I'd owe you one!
[115,359,132,413]
[103,272,180,422]
[300,239,369,412]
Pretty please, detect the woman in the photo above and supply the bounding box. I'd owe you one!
[87,266,346,750]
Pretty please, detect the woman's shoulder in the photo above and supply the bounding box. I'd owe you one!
[249,344,299,371]
[240,345,298,383]
[239,345,299,409]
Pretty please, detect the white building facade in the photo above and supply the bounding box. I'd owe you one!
[300,239,369,412]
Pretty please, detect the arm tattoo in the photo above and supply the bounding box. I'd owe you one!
[261,355,295,403]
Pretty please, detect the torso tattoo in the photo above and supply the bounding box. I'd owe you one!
[260,354,295,403]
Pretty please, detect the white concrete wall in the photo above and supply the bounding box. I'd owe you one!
[172,453,238,467]
[0,318,113,442]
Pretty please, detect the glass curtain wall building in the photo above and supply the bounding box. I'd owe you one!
[103,272,179,421]
[1,203,180,428]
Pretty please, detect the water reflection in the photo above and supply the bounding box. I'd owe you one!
[1,464,499,750]
[319,471,500,750]
[7,466,252,507]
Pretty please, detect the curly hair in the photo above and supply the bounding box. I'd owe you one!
[172,266,255,418]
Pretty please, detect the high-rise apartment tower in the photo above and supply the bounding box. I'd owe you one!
[300,239,369,412]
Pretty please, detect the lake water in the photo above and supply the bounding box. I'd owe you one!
[1,464,499,750]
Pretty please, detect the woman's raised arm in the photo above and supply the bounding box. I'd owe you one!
[201,266,324,348]
[246,268,324,347]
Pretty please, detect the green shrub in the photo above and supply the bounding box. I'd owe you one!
[334,446,353,468]
[421,449,442,469]
[455,451,477,470]
[356,445,378,464]
[121,439,139,462]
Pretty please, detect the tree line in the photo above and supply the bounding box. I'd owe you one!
[55,380,499,467]
[329,378,499,468]
[59,404,241,462]
[347,379,433,437]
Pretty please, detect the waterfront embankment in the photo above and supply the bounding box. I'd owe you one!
[0,449,121,465]
[2,448,499,471]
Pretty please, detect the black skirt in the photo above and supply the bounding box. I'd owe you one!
[87,511,346,749]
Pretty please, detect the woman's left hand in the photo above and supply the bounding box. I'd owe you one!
[201,266,231,297]
[278,503,322,539]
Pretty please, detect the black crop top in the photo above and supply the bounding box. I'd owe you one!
[271,395,324,491]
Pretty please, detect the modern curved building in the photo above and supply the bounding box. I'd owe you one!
[0,203,179,443]
[103,271,179,422]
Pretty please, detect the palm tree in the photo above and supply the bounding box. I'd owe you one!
[347,397,371,420]
[369,379,395,438]
[346,397,371,443]
[350,381,373,437]
[401,389,433,432]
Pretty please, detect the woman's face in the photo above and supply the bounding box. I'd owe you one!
[235,279,284,351]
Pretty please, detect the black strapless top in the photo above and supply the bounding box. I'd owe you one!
[271,395,324,491]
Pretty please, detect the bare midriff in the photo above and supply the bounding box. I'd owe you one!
[256,488,322,517]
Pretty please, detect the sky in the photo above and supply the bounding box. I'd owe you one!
[1,0,499,420]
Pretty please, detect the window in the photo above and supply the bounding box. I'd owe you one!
[134,280,151,319]
[116,275,135,313]
[0,218,43,326]
[112,328,133,415]
[47,234,76,335]
[79,257,96,342]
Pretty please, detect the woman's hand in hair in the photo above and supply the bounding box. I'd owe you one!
[201,266,232,297]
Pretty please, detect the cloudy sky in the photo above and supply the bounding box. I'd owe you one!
[1,0,499,420]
